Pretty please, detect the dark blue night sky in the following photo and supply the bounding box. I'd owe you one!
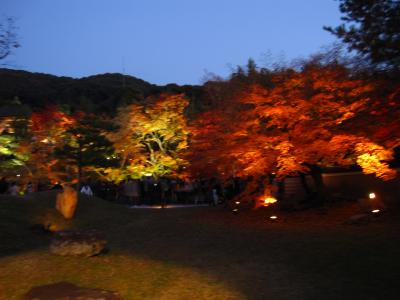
[3,0,341,85]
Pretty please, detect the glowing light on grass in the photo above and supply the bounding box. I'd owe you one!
[369,192,376,199]
[268,215,278,223]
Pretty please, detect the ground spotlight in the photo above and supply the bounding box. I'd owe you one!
[269,215,278,222]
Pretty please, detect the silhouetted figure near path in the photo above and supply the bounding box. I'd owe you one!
[0,177,8,194]
[8,181,19,196]
[124,179,140,205]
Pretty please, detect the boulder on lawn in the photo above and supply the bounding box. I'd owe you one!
[344,213,371,225]
[50,230,107,257]
[23,281,123,300]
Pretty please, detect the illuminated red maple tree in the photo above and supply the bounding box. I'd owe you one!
[188,63,398,204]
[27,106,76,183]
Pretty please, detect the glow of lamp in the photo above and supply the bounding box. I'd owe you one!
[269,215,278,222]
[235,201,240,205]
[371,209,380,214]
[264,197,277,206]
[369,193,376,199]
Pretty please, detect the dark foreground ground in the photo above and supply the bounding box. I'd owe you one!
[0,191,399,300]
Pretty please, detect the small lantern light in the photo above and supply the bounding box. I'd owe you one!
[232,208,239,214]
[371,209,381,218]
[369,192,376,199]
[235,201,240,205]
[269,215,278,222]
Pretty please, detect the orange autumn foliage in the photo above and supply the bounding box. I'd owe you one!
[27,107,76,183]
[187,64,398,200]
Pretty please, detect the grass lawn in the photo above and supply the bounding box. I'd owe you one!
[0,191,399,300]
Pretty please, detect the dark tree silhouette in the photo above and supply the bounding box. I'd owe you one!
[54,115,117,185]
[325,0,400,73]
[0,17,19,63]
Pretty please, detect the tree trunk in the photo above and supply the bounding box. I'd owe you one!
[299,173,312,195]
[309,165,326,206]
[77,163,82,191]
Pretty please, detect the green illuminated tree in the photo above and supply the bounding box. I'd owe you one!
[0,133,28,170]
[0,110,29,175]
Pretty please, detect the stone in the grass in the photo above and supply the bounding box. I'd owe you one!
[345,213,371,225]
[50,229,107,257]
[23,281,123,300]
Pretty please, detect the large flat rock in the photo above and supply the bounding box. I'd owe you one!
[24,281,123,300]
[50,230,107,257]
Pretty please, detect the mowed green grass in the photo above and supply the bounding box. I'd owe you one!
[0,192,399,300]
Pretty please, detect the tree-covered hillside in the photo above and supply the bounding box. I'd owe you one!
[0,68,203,115]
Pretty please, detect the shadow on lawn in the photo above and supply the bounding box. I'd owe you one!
[0,194,55,258]
[107,207,400,300]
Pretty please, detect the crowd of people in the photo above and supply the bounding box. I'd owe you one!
[0,176,246,207]
[0,177,35,196]
[90,177,243,206]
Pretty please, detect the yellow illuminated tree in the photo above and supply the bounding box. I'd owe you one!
[108,93,189,181]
